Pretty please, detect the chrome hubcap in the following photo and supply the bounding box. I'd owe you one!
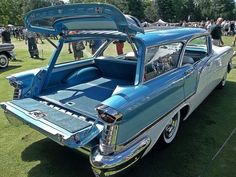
[164,114,178,139]
[0,57,7,66]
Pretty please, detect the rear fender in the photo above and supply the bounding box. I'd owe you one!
[7,69,47,98]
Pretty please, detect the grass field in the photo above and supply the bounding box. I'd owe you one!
[0,36,236,177]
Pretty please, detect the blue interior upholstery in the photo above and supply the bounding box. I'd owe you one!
[39,57,136,116]
[63,66,101,85]
[94,57,136,82]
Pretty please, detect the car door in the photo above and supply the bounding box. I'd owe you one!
[142,42,186,121]
[182,36,212,105]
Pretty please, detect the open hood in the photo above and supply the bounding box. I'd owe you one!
[24,3,144,36]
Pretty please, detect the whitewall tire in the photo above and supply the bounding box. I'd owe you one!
[0,54,9,68]
[162,111,181,144]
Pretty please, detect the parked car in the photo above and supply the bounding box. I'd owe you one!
[0,43,16,68]
[0,3,234,177]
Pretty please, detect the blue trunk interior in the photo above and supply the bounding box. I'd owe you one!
[11,98,91,133]
[40,77,132,117]
[9,57,136,133]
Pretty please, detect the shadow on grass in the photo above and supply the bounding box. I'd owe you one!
[35,57,46,60]
[11,59,23,62]
[0,65,21,73]
[21,138,94,177]
[21,81,236,177]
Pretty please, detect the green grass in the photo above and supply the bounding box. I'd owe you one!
[0,37,236,177]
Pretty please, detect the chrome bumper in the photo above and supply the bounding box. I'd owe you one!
[90,137,151,176]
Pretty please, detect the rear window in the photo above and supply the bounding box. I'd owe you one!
[56,39,103,64]
[101,40,136,61]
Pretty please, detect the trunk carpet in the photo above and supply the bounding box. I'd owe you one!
[10,98,91,133]
[40,77,131,117]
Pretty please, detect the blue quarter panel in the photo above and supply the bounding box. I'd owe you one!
[102,67,190,145]
[6,68,47,97]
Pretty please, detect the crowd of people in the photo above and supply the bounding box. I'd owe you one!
[1,18,236,61]
[144,17,236,47]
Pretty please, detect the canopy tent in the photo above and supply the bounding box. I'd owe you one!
[156,19,167,25]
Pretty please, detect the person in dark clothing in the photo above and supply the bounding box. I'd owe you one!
[25,29,39,59]
[211,18,224,46]
[1,26,11,43]
[230,21,235,35]
[90,39,103,54]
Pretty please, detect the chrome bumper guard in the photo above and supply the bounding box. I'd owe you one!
[90,137,151,176]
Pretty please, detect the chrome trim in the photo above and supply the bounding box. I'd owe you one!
[8,77,23,99]
[13,88,22,99]
[90,137,151,176]
[99,125,118,155]
[96,105,122,155]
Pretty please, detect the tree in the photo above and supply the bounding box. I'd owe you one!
[157,0,175,22]
[22,0,51,14]
[0,0,25,25]
[126,0,145,20]
[144,1,158,22]
[212,0,235,20]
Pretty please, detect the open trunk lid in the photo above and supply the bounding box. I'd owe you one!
[1,98,103,148]
[24,3,144,36]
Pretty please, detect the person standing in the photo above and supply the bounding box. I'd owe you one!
[72,41,85,60]
[211,18,224,46]
[1,26,11,43]
[69,31,85,60]
[230,21,235,36]
[114,40,124,55]
[90,39,103,54]
[25,29,39,59]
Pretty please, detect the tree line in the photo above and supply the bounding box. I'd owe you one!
[0,0,235,26]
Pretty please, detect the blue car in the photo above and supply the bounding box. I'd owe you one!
[0,3,234,177]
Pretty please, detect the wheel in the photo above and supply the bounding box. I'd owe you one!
[161,111,181,145]
[217,71,227,89]
[0,54,9,68]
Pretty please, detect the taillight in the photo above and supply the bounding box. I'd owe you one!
[96,105,122,124]
[96,105,122,155]
[8,77,23,99]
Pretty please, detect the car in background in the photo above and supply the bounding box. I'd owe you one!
[0,43,16,68]
[0,3,234,177]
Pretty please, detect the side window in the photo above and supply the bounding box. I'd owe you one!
[183,36,208,65]
[144,42,183,81]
